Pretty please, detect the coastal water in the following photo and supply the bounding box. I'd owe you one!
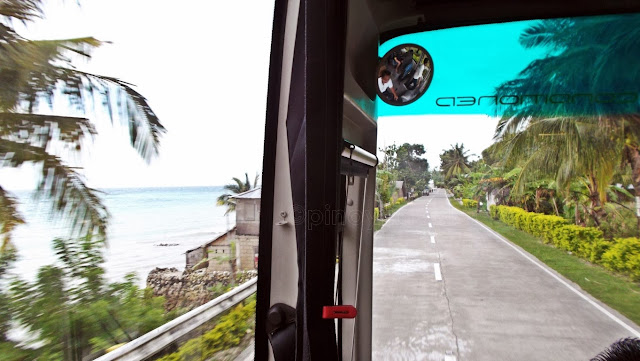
[8,186,235,284]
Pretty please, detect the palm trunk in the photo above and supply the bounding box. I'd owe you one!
[551,196,560,216]
[586,175,607,226]
[624,145,640,230]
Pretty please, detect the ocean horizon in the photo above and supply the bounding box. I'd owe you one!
[7,185,236,285]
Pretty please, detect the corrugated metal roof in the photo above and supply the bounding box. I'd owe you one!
[231,187,262,199]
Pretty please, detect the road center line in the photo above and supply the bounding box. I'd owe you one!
[430,235,435,244]
[434,263,442,281]
[428,223,433,228]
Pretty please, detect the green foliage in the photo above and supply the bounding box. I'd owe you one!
[156,297,256,361]
[551,225,604,258]
[378,143,430,197]
[601,238,640,281]
[216,173,259,215]
[374,207,380,220]
[376,170,396,205]
[461,199,478,209]
[440,143,471,180]
[489,205,499,220]
[209,283,233,299]
[494,205,568,242]
[8,236,171,359]
[395,198,406,206]
[0,341,34,361]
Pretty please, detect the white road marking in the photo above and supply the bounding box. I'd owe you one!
[445,198,640,337]
[428,223,433,228]
[427,215,431,219]
[430,235,435,244]
[434,263,442,281]
[444,356,457,361]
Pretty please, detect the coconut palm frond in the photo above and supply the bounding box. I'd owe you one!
[217,172,258,214]
[0,112,96,150]
[519,19,572,49]
[0,0,43,23]
[0,139,109,242]
[0,186,25,248]
[1,35,165,161]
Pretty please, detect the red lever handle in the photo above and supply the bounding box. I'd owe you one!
[323,305,357,319]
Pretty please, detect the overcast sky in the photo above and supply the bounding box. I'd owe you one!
[0,0,498,190]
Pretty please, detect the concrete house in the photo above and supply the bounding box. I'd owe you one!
[185,188,261,272]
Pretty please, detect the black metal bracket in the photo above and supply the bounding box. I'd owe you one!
[266,303,297,361]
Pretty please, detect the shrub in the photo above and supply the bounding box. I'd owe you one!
[493,206,567,242]
[551,225,603,257]
[489,205,499,220]
[396,198,406,205]
[586,238,613,263]
[157,297,256,361]
[462,199,478,209]
[374,207,380,220]
[601,238,640,281]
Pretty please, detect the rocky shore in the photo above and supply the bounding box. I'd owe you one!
[147,267,257,311]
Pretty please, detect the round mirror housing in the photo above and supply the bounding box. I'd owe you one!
[377,44,434,106]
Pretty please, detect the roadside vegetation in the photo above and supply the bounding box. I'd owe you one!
[0,2,179,359]
[374,143,430,230]
[374,197,408,231]
[156,296,256,361]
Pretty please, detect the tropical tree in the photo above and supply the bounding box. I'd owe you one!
[379,143,430,193]
[493,14,640,227]
[0,1,164,249]
[216,173,259,214]
[492,117,618,225]
[440,143,472,180]
[0,1,165,356]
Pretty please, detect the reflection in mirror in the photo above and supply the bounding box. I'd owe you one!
[377,44,434,106]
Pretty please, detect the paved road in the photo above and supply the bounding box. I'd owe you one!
[372,189,640,361]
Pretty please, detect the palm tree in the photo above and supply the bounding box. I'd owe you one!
[440,143,472,180]
[493,14,640,226]
[493,117,618,225]
[0,0,165,352]
[216,173,259,214]
[0,0,165,255]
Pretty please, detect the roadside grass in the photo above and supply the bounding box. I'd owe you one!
[450,199,640,326]
[374,198,414,231]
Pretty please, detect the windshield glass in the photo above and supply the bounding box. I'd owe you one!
[372,12,640,360]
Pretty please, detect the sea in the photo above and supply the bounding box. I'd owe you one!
[7,186,235,285]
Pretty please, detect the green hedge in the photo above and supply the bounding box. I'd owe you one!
[462,199,478,209]
[601,238,640,281]
[492,205,568,242]
[488,205,640,280]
